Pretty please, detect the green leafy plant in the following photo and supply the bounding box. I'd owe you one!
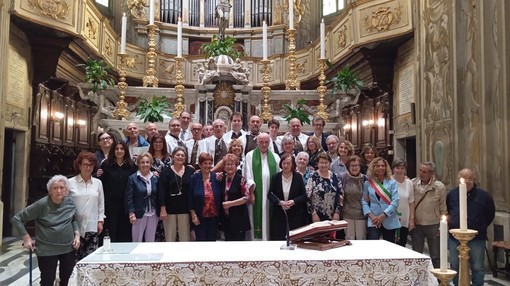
[328,64,364,94]
[77,58,116,92]
[137,96,170,123]
[282,99,311,125]
[201,35,245,59]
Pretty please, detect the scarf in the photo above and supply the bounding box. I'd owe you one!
[252,147,277,239]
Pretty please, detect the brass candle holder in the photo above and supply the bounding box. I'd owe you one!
[285,28,300,90]
[172,56,185,118]
[430,269,457,286]
[316,58,329,121]
[259,59,273,122]
[143,24,159,87]
[112,53,131,120]
[450,229,478,285]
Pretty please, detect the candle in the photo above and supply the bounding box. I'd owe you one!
[289,0,294,30]
[262,21,268,60]
[177,16,182,57]
[149,0,155,25]
[320,19,325,58]
[440,215,448,271]
[120,13,127,54]
[459,178,467,231]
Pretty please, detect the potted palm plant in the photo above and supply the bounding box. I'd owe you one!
[328,64,363,95]
[201,35,244,59]
[282,99,311,125]
[77,58,116,93]
[137,96,170,123]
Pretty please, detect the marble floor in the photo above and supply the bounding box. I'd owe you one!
[1,236,510,286]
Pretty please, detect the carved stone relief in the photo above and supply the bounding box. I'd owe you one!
[28,0,70,20]
[363,4,403,33]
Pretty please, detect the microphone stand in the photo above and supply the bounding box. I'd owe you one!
[269,192,296,250]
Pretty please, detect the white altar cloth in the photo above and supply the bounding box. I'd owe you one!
[77,240,438,285]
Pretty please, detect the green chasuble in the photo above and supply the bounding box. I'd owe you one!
[252,147,277,239]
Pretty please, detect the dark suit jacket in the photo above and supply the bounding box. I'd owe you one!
[307,132,330,151]
[268,171,307,240]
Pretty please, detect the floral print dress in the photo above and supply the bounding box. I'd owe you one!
[306,171,343,221]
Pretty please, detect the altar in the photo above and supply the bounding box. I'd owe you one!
[76,240,437,285]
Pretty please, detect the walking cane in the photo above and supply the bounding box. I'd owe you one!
[28,247,33,286]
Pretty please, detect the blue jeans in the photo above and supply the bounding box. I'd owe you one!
[367,227,396,243]
[448,236,486,286]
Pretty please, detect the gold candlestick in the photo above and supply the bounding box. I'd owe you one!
[431,269,457,286]
[112,53,131,120]
[285,28,300,90]
[143,24,159,87]
[450,229,478,285]
[172,56,185,118]
[259,59,272,122]
[316,58,329,121]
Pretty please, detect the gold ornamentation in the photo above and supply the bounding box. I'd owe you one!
[449,229,477,286]
[112,54,131,120]
[259,60,272,122]
[430,269,457,286]
[104,38,113,57]
[337,25,347,48]
[284,0,305,27]
[363,5,403,33]
[285,29,300,90]
[213,82,235,108]
[295,59,307,74]
[172,57,186,118]
[126,55,139,70]
[86,17,98,40]
[127,0,148,20]
[273,1,283,25]
[28,0,71,20]
[143,24,159,87]
[315,59,328,121]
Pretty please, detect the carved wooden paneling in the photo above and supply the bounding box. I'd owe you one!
[76,102,91,147]
[34,86,50,143]
[49,91,64,144]
[82,3,101,51]
[16,0,80,35]
[64,97,75,146]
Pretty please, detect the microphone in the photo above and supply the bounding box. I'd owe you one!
[268,191,296,250]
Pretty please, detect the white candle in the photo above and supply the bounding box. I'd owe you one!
[289,0,294,30]
[120,13,127,54]
[440,215,448,271]
[262,21,268,60]
[320,19,325,58]
[177,16,182,57]
[459,178,467,231]
[149,0,155,25]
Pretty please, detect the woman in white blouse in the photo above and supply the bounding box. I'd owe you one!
[68,151,105,261]
[392,158,415,247]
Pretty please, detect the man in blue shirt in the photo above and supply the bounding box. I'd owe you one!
[447,168,495,286]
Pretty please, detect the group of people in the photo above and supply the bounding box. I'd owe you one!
[12,112,495,286]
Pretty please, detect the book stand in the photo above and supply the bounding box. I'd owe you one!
[289,220,351,251]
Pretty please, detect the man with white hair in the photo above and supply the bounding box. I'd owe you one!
[243,132,281,240]
[125,122,150,158]
[145,123,159,143]
[204,119,227,166]
[165,118,186,154]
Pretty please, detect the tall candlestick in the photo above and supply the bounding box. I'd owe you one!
[177,16,182,57]
[120,13,127,54]
[459,178,467,231]
[320,19,325,58]
[262,21,268,60]
[440,215,448,271]
[149,0,155,25]
[289,0,294,29]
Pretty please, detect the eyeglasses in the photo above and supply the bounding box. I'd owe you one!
[192,128,202,131]
[81,163,94,168]
[314,124,324,127]
[349,164,361,168]
[170,124,181,127]
[99,137,112,142]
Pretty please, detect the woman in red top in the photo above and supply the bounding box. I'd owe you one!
[189,152,222,241]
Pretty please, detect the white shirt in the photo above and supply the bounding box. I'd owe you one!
[222,129,247,148]
[185,139,207,166]
[68,174,105,236]
[204,135,225,165]
[165,133,185,154]
[179,127,192,141]
[396,178,415,228]
[243,150,281,241]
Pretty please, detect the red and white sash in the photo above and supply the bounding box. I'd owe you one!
[368,178,391,205]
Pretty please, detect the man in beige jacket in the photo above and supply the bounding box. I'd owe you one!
[411,161,447,268]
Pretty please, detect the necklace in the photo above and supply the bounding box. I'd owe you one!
[171,168,183,196]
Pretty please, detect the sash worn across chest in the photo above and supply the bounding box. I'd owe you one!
[368,178,391,205]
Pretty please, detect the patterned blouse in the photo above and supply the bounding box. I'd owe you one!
[306,171,343,221]
[151,156,172,174]
[202,181,218,217]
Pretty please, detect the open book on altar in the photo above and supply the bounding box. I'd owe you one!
[289,220,350,251]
